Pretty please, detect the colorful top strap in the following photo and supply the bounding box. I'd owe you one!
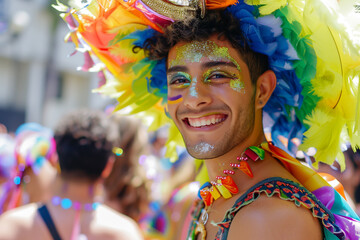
[188,177,359,240]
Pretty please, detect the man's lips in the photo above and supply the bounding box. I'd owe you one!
[182,114,228,128]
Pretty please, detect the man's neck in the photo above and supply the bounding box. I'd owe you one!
[51,176,100,203]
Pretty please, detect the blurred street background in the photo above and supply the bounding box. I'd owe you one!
[0,0,113,133]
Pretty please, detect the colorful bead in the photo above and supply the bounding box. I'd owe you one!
[247,146,265,160]
[61,198,72,209]
[197,145,265,206]
[198,182,212,199]
[238,161,253,178]
[52,196,61,205]
[220,176,239,194]
[73,201,81,210]
[13,176,21,185]
[51,196,99,211]
[112,147,123,156]
[209,186,221,200]
[244,147,264,161]
[215,180,232,199]
[223,169,235,175]
[199,188,214,207]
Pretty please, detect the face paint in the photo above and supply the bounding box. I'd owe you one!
[167,95,183,104]
[167,72,192,88]
[203,68,245,93]
[192,142,215,154]
[169,40,242,72]
[230,78,245,93]
[189,77,198,97]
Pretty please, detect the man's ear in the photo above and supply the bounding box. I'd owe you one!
[255,70,277,109]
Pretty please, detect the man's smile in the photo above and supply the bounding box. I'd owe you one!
[182,114,228,128]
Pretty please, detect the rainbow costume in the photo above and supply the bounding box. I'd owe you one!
[190,142,360,239]
[55,0,360,239]
[0,123,57,214]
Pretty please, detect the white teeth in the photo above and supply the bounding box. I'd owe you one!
[187,116,225,128]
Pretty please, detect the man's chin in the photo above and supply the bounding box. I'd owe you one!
[187,142,216,159]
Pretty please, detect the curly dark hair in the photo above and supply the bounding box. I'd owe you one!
[54,109,116,182]
[141,10,269,84]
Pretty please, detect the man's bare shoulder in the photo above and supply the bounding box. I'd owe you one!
[227,195,322,240]
[93,205,144,240]
[0,203,39,240]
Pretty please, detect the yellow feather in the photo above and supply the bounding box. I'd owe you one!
[299,109,347,171]
[245,0,287,15]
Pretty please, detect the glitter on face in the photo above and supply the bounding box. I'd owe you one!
[169,40,246,94]
[192,142,215,154]
[230,78,245,93]
[167,72,192,88]
[169,40,242,72]
[189,77,198,97]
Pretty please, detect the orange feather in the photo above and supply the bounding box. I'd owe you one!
[206,0,238,9]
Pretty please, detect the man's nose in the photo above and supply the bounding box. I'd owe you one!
[183,80,212,109]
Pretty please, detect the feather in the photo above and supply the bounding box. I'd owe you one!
[206,0,238,9]
[245,0,287,15]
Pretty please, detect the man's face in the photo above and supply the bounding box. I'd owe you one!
[166,35,256,159]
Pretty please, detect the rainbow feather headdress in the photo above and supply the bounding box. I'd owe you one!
[55,0,360,170]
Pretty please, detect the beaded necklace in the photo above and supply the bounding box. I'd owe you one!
[51,196,100,211]
[50,195,101,240]
[193,145,265,240]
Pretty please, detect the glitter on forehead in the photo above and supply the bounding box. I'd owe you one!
[169,40,242,72]
[189,77,198,97]
[230,79,245,93]
[192,142,214,154]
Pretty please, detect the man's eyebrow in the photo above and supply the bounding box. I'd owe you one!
[202,61,238,69]
[167,65,188,74]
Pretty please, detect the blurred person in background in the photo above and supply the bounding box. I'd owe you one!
[0,124,8,134]
[146,126,196,204]
[0,132,16,205]
[0,123,58,214]
[0,109,144,240]
[139,126,198,240]
[104,114,150,223]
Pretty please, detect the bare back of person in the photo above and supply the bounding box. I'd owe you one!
[0,203,144,240]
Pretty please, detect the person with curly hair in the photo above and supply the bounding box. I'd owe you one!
[104,114,150,222]
[0,109,144,240]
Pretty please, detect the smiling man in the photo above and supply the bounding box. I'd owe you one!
[140,8,359,240]
[59,0,360,239]
[143,13,327,239]
[166,38,258,160]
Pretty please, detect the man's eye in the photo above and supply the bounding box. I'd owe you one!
[209,73,228,79]
[168,73,191,86]
[205,71,234,82]
[170,77,190,85]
